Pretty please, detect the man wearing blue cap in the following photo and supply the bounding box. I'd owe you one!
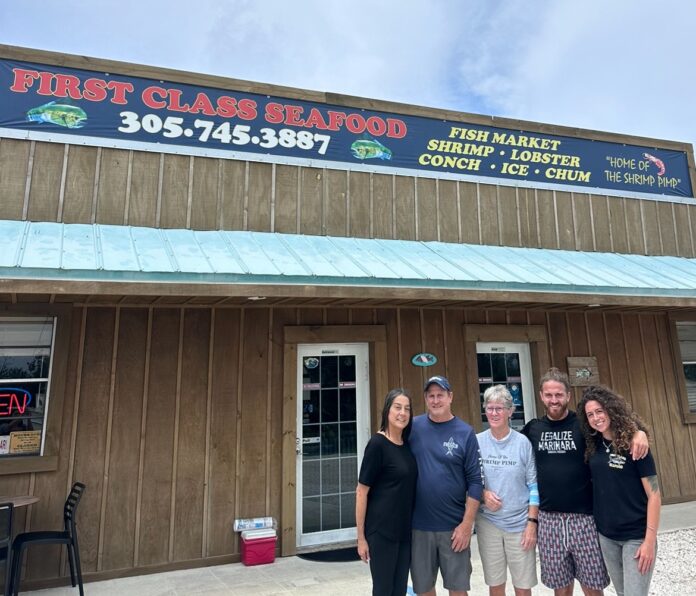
[409,375,483,596]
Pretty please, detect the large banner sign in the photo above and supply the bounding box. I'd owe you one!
[0,59,692,198]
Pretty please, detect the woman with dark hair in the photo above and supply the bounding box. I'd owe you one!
[578,385,661,596]
[356,388,418,596]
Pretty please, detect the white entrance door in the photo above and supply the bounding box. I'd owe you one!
[296,343,370,548]
[476,342,536,431]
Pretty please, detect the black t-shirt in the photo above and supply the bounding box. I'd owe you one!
[522,411,593,514]
[588,436,657,540]
[358,433,418,541]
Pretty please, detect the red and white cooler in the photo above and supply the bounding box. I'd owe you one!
[240,528,277,566]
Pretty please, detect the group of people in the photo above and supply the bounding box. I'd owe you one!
[355,368,661,596]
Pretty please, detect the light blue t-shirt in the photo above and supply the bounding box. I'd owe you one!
[477,428,537,533]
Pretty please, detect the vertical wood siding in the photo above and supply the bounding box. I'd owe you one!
[2,304,695,585]
[6,138,695,257]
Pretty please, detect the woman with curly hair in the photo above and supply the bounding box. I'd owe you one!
[578,385,661,596]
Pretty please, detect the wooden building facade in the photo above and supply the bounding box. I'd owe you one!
[2,45,696,588]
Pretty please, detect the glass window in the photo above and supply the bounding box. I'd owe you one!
[0,317,55,457]
[676,322,696,415]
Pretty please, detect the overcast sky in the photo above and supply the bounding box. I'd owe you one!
[1,0,693,149]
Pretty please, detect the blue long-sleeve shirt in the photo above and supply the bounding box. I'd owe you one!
[409,414,483,531]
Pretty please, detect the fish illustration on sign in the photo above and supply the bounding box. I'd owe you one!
[26,101,87,129]
[643,152,665,176]
[351,136,392,160]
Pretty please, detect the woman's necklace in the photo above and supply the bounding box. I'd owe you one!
[602,438,612,453]
[379,430,403,446]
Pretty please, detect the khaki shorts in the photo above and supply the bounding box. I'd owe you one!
[475,516,538,589]
[411,529,472,593]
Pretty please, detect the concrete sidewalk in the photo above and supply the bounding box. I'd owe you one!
[26,500,696,595]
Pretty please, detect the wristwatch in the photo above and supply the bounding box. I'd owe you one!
[527,517,538,524]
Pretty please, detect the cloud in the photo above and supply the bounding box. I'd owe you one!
[203,0,465,108]
[0,0,693,149]
[453,1,695,145]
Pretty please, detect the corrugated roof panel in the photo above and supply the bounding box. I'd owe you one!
[130,227,176,273]
[163,229,214,274]
[381,239,460,280]
[220,232,280,275]
[656,256,696,286]
[2,220,696,301]
[424,242,507,282]
[510,246,594,286]
[556,250,656,289]
[282,234,352,277]
[99,225,144,271]
[327,237,405,279]
[621,253,696,288]
[0,220,27,268]
[193,231,246,274]
[20,222,63,269]
[248,232,311,276]
[540,249,616,287]
[61,224,98,270]
[596,252,687,289]
[465,244,566,285]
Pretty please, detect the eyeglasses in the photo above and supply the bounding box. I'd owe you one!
[484,406,507,414]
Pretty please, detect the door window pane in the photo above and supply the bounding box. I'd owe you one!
[303,497,321,533]
[302,390,320,425]
[320,423,339,456]
[321,389,338,423]
[339,388,356,421]
[321,495,340,531]
[303,460,320,497]
[300,352,361,538]
[340,456,357,491]
[477,353,492,381]
[477,349,529,431]
[321,356,338,388]
[505,353,521,379]
[322,459,340,494]
[491,354,507,382]
[340,493,356,528]
[339,356,356,383]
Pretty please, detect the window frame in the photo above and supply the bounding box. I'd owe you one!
[669,313,696,425]
[0,304,72,475]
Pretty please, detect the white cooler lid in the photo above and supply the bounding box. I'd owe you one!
[241,528,277,540]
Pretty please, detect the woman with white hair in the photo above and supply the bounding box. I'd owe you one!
[477,384,539,596]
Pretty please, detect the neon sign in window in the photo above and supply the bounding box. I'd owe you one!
[0,317,54,457]
[0,388,32,416]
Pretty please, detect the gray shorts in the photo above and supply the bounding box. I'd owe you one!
[411,529,472,593]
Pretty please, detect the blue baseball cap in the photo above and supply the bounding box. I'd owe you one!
[424,375,451,392]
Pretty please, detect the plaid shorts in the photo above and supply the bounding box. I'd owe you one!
[537,511,610,590]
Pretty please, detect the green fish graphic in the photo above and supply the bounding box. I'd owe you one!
[351,136,392,160]
[26,101,87,129]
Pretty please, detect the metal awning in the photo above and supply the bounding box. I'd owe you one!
[2,219,696,306]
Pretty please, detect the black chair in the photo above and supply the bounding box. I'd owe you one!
[10,483,85,596]
[0,502,13,596]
